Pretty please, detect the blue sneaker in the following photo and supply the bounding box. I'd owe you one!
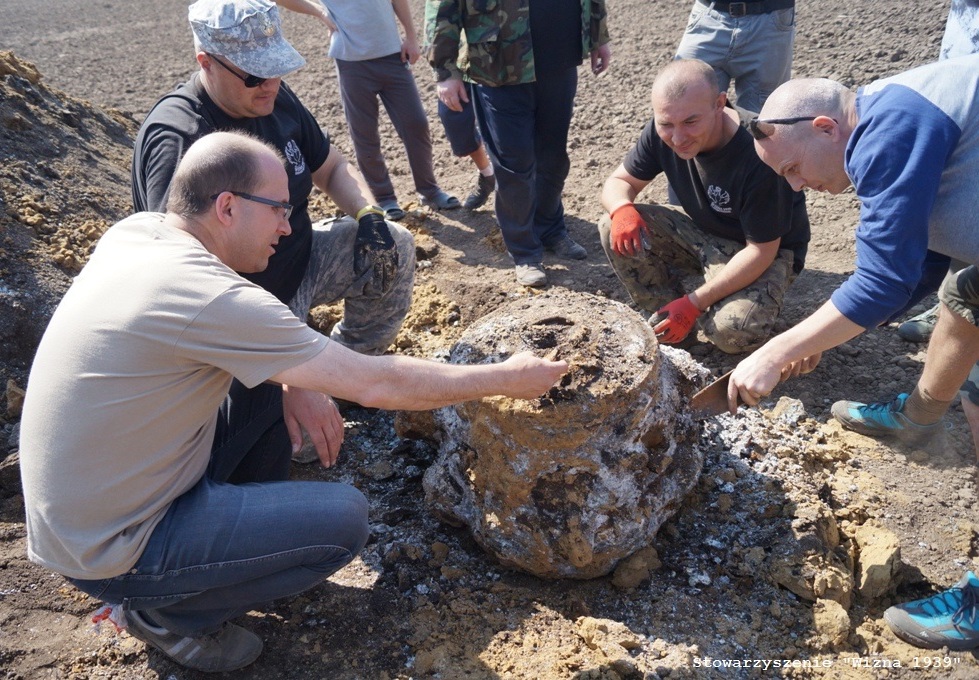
[884,571,979,651]
[830,393,939,446]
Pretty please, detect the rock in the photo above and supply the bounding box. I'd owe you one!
[363,460,395,481]
[853,522,902,600]
[394,409,439,442]
[5,379,25,418]
[770,550,854,609]
[7,422,19,451]
[769,396,807,424]
[414,234,440,261]
[422,290,708,578]
[576,616,643,653]
[812,598,850,647]
[611,546,661,590]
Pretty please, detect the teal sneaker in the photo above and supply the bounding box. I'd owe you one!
[884,571,979,651]
[830,393,939,446]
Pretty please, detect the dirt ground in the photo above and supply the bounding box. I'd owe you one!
[1,0,978,678]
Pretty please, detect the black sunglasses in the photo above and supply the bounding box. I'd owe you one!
[748,116,818,140]
[212,190,294,220]
[209,54,268,88]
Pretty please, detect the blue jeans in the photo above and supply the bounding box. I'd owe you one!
[68,386,370,638]
[675,2,796,114]
[472,67,578,264]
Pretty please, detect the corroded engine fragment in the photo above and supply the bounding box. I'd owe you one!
[423,290,709,578]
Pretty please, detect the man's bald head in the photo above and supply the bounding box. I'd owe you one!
[756,78,853,143]
[752,78,856,194]
[167,131,285,217]
[652,59,721,105]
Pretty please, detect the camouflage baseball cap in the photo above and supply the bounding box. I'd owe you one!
[189,0,305,79]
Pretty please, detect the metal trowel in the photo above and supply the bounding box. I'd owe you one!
[689,369,741,419]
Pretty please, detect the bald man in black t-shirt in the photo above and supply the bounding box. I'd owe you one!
[599,59,809,354]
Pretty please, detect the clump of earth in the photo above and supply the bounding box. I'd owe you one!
[1,0,977,677]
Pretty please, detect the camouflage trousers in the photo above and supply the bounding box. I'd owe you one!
[598,203,796,354]
[289,216,416,356]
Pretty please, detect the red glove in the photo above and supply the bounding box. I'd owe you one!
[609,203,648,256]
[650,295,701,344]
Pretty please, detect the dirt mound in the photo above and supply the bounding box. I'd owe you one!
[0,51,135,390]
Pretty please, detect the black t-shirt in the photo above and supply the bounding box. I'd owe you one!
[624,118,810,270]
[529,0,583,75]
[131,75,331,304]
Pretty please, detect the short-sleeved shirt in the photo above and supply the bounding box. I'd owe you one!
[623,117,810,270]
[19,213,329,580]
[323,0,403,61]
[132,75,331,304]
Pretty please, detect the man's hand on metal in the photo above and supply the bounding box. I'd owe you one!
[609,203,649,257]
[282,385,345,467]
[354,206,398,291]
[650,295,702,344]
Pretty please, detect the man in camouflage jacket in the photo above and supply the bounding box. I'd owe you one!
[426,0,611,288]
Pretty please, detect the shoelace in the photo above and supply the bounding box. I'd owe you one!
[952,585,978,629]
[858,396,906,423]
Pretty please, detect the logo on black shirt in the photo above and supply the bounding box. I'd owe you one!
[707,185,732,214]
[284,140,306,176]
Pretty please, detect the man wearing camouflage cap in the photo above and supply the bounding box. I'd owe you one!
[133,0,415,474]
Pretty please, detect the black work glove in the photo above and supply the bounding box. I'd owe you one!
[354,209,399,292]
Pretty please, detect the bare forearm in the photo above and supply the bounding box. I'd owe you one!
[276,0,328,19]
[691,244,777,310]
[273,345,566,410]
[601,178,637,214]
[764,301,865,366]
[350,356,520,410]
[392,0,417,38]
[729,300,864,405]
[313,151,376,214]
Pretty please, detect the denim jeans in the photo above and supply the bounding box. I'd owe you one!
[68,385,370,638]
[675,2,796,114]
[472,66,578,265]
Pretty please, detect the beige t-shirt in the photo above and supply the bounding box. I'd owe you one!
[20,213,328,579]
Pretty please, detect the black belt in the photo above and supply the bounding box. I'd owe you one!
[696,0,794,16]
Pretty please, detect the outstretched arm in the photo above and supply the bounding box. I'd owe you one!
[728,300,864,409]
[275,0,337,35]
[272,343,569,411]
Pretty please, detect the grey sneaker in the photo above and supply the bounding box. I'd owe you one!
[125,609,263,673]
[463,173,495,210]
[515,263,547,288]
[420,189,461,211]
[546,235,587,260]
[378,199,405,222]
[897,304,939,343]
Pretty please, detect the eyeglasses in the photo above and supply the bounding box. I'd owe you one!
[748,116,818,140]
[208,54,268,88]
[212,191,294,220]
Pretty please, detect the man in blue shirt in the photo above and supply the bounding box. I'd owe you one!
[727,54,979,651]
